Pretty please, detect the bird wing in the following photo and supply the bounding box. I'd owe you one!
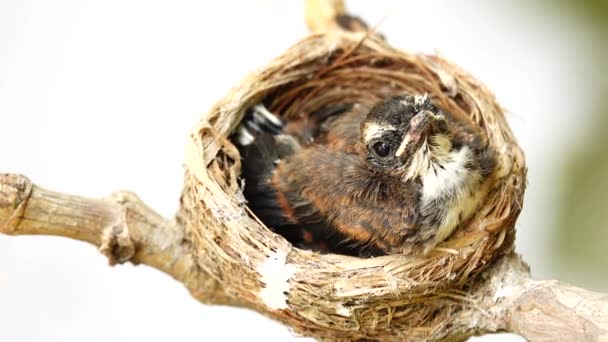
[241,103,421,256]
[273,146,420,255]
[240,132,352,253]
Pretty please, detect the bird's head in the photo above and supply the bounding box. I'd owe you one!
[361,94,449,173]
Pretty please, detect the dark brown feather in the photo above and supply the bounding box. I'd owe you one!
[272,146,420,255]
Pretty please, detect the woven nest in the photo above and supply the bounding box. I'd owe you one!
[181,31,526,340]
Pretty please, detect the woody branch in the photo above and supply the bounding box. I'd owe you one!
[0,173,237,306]
[1,172,607,341]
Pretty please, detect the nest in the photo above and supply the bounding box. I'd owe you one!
[180,31,526,340]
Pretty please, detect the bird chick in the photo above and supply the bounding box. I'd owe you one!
[236,94,494,256]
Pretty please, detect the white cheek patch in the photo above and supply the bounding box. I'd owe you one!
[363,123,396,142]
[417,143,483,244]
[420,144,471,202]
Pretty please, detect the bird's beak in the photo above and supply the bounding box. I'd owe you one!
[395,110,446,159]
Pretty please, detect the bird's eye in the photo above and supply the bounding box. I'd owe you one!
[372,141,391,158]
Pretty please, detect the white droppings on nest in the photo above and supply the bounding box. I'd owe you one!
[335,304,352,317]
[493,283,516,302]
[257,249,296,310]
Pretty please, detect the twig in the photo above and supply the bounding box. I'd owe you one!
[0,173,239,306]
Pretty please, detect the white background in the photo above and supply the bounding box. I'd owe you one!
[0,1,599,341]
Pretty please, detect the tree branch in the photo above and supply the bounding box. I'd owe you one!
[0,173,237,306]
[305,0,375,35]
[505,263,608,341]
[1,172,606,341]
[466,254,608,341]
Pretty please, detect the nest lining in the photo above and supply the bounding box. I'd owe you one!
[181,31,526,340]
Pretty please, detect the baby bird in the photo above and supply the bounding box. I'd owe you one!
[235,94,494,257]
